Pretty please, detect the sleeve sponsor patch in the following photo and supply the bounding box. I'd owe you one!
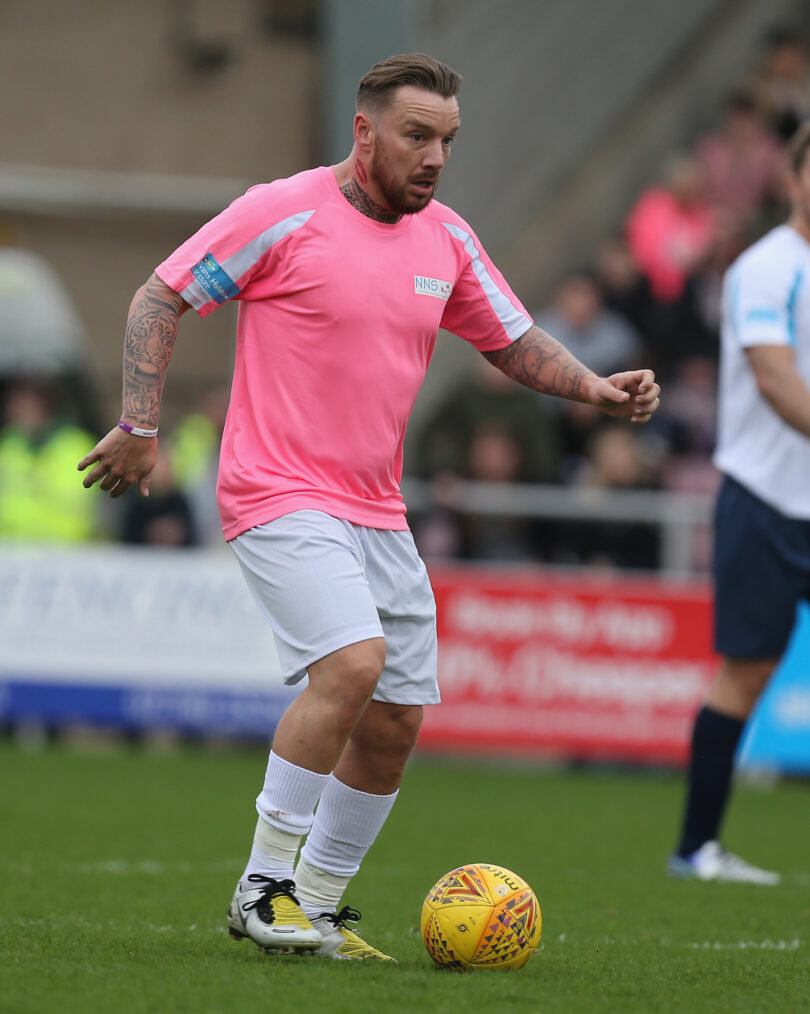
[191,253,240,304]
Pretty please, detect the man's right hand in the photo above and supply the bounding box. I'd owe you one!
[78,426,157,499]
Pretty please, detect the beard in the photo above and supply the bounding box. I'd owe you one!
[370,150,438,215]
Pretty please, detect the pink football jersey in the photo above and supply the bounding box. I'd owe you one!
[156,166,532,539]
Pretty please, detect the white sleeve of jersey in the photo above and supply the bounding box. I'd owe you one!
[732,245,803,349]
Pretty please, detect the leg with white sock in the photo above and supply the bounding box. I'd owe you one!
[227,637,386,952]
[241,751,330,886]
[295,700,423,960]
[296,775,399,916]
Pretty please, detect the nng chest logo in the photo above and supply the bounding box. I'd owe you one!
[414,275,453,301]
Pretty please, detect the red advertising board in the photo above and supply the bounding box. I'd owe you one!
[418,565,717,766]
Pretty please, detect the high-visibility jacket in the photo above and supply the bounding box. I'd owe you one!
[0,424,97,541]
[168,412,220,492]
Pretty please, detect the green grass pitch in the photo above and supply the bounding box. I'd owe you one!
[1,740,808,1014]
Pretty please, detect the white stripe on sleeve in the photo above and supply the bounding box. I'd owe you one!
[180,276,211,310]
[441,221,532,341]
[223,209,316,285]
[179,209,316,310]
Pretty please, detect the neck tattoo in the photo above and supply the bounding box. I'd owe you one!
[340,177,400,224]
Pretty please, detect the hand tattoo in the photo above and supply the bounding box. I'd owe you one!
[340,177,400,224]
[483,325,593,401]
[122,274,186,425]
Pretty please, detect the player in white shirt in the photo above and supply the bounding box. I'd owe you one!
[669,122,810,884]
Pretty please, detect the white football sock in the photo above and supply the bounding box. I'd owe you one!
[239,750,330,889]
[294,857,352,918]
[241,818,301,888]
[295,775,398,916]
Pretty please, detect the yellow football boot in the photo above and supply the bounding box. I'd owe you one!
[311,906,396,961]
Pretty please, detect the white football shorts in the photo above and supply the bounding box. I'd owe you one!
[230,510,439,705]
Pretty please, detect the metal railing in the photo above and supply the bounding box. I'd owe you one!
[401,477,714,577]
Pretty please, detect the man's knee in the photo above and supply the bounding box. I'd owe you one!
[308,637,387,709]
[353,702,423,757]
[708,657,777,716]
[391,703,424,748]
[336,702,423,793]
[726,658,776,694]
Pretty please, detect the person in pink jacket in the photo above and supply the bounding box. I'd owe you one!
[626,153,716,303]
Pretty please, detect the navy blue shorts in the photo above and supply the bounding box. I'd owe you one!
[714,475,810,659]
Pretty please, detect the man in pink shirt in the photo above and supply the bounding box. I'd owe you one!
[79,53,660,961]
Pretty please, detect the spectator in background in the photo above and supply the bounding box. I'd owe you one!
[533,270,644,378]
[594,234,659,343]
[655,356,719,575]
[0,379,97,541]
[552,399,604,484]
[409,357,560,560]
[656,355,718,462]
[533,271,644,481]
[594,233,708,379]
[412,356,561,486]
[574,423,660,494]
[121,447,198,547]
[550,423,661,570]
[625,153,716,305]
[690,208,747,347]
[168,384,229,544]
[458,421,539,562]
[696,89,785,229]
[751,27,810,142]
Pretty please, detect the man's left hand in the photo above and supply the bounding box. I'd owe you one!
[586,369,660,423]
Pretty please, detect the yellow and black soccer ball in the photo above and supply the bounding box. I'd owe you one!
[421,862,542,970]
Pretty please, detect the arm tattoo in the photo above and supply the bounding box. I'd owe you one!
[483,325,594,402]
[340,177,401,225]
[122,273,187,425]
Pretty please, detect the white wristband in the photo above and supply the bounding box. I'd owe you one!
[118,419,158,438]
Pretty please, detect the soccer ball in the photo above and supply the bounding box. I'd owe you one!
[421,862,542,970]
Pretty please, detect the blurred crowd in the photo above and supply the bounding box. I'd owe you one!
[1,26,808,569]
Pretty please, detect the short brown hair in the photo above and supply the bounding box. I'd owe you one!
[789,120,810,173]
[357,53,462,113]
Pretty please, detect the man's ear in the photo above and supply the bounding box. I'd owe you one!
[354,111,375,153]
